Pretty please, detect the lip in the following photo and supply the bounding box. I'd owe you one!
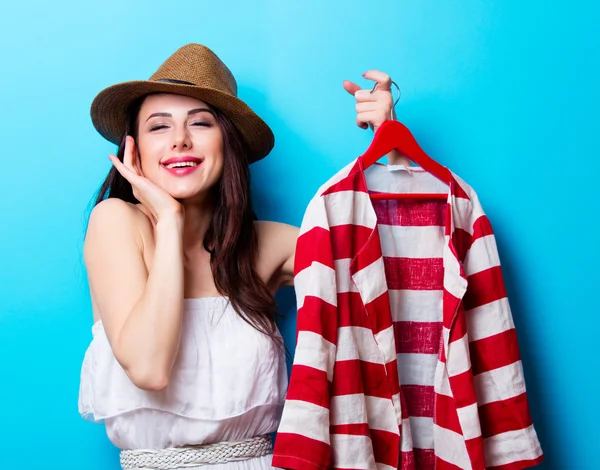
[161,156,204,165]
[161,156,204,177]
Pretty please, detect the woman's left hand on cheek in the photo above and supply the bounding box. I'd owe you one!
[343,70,394,133]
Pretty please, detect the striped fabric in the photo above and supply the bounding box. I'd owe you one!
[377,194,445,469]
[272,161,543,470]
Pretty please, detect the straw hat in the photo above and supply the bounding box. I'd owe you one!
[90,43,274,163]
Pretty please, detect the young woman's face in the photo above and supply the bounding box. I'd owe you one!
[135,93,224,201]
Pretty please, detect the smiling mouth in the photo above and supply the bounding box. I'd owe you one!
[160,156,204,170]
[163,161,200,169]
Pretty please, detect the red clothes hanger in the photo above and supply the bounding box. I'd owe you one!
[360,120,451,200]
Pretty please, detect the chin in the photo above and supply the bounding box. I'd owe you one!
[157,175,220,203]
[166,186,212,203]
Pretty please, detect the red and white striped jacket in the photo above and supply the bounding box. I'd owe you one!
[272,160,543,470]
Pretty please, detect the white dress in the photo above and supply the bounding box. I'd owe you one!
[78,297,288,470]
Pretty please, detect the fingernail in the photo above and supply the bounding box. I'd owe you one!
[362,72,367,77]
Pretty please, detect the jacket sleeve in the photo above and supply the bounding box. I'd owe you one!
[272,195,338,470]
[460,192,544,470]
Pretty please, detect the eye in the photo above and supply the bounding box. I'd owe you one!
[150,124,169,132]
[191,121,212,127]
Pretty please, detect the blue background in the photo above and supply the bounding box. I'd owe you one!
[0,1,597,469]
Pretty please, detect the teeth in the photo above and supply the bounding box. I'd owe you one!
[165,161,199,169]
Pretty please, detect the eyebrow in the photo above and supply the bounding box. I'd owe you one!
[145,107,214,122]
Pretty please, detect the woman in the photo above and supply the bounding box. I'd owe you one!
[78,43,398,470]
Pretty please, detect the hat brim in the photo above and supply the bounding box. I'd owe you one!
[90,80,274,163]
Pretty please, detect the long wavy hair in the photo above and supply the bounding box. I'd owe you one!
[93,94,281,345]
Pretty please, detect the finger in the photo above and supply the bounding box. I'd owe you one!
[109,154,139,184]
[354,89,377,102]
[122,136,138,174]
[354,89,392,103]
[356,93,392,110]
[133,143,143,176]
[343,80,362,95]
[357,111,384,130]
[355,89,393,103]
[362,70,392,91]
[356,102,378,114]
[122,136,133,168]
[356,113,373,130]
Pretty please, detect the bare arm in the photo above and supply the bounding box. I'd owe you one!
[85,136,188,391]
[255,221,299,289]
[85,199,184,391]
[279,231,297,287]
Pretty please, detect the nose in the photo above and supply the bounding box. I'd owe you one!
[172,127,192,151]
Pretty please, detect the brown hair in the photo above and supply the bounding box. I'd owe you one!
[93,95,281,345]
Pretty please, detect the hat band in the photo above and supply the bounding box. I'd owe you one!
[154,78,196,86]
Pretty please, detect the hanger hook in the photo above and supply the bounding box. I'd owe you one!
[371,79,401,121]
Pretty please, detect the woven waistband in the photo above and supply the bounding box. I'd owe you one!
[119,434,272,469]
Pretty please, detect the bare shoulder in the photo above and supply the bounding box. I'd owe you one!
[84,199,152,259]
[88,198,131,223]
[84,199,153,325]
[254,220,299,245]
[87,198,151,227]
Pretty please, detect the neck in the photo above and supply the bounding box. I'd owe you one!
[180,192,215,253]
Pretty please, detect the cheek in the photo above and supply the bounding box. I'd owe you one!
[214,150,225,180]
[138,152,153,172]
[206,134,225,173]
[205,154,225,186]
[208,131,224,156]
[136,154,164,187]
[136,140,160,173]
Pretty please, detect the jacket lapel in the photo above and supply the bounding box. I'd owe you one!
[442,175,469,355]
